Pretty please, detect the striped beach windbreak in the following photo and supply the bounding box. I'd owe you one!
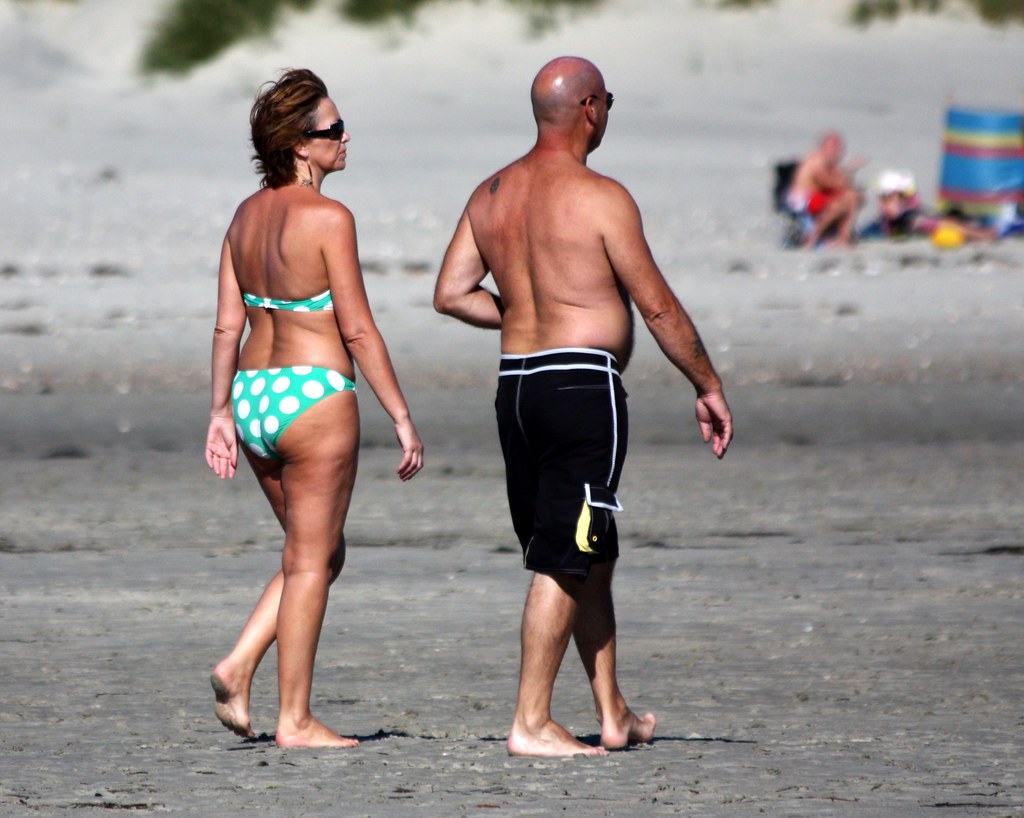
[938,106,1024,220]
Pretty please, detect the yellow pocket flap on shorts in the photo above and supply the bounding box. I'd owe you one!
[584,484,623,513]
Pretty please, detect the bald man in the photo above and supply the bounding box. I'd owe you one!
[434,56,732,758]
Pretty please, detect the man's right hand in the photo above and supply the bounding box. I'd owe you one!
[695,391,732,459]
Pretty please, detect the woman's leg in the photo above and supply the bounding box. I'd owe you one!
[211,453,286,738]
[211,406,351,740]
[271,392,360,748]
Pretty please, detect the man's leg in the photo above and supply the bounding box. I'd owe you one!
[507,572,609,757]
[804,206,839,248]
[805,189,862,248]
[834,188,864,246]
[572,561,656,749]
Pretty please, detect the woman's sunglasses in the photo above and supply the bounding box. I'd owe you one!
[304,120,345,141]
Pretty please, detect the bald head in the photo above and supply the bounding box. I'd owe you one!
[531,56,605,128]
[820,130,845,163]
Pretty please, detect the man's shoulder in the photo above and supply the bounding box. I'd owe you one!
[465,154,634,211]
[586,167,631,195]
[802,150,829,174]
[579,170,638,219]
[465,158,522,204]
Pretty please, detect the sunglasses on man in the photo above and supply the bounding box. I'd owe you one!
[304,120,345,141]
[580,92,614,110]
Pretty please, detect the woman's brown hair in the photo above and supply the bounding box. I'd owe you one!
[250,69,328,189]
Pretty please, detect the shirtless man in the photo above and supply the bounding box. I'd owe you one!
[434,56,732,758]
[787,130,865,248]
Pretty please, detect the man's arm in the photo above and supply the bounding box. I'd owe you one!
[601,182,733,457]
[434,209,504,329]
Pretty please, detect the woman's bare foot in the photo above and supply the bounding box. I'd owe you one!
[274,715,360,749]
[210,664,255,738]
[601,709,657,750]
[507,719,609,757]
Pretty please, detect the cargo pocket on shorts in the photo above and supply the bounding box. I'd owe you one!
[574,484,624,555]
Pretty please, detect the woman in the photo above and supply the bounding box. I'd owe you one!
[205,69,423,748]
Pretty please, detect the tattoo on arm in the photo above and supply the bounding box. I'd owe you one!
[692,338,707,359]
[489,177,500,194]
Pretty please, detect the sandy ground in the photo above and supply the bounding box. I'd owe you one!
[2,379,1023,817]
[2,0,1024,814]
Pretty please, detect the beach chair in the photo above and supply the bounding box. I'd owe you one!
[772,160,812,248]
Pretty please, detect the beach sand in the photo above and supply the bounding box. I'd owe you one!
[2,0,1023,815]
[3,439,1023,816]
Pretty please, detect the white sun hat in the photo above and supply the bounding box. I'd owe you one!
[877,169,917,196]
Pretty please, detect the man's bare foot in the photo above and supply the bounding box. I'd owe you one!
[507,719,609,758]
[601,709,656,750]
[274,716,360,749]
[210,665,254,738]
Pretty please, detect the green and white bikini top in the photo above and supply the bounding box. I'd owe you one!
[243,289,333,312]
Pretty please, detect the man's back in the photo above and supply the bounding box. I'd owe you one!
[435,54,730,459]
[465,149,634,363]
[790,147,827,196]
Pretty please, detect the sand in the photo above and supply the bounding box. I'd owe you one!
[2,440,1023,816]
[1,0,1023,815]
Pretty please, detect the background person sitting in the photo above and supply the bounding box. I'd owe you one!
[786,130,865,248]
[862,169,996,244]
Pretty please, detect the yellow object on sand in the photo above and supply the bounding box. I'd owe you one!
[931,223,965,249]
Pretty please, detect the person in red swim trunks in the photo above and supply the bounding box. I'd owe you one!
[786,130,865,248]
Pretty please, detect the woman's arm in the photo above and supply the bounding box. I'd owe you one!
[324,205,424,481]
[206,236,247,478]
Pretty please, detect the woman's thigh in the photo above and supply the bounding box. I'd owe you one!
[244,448,286,528]
[275,392,360,559]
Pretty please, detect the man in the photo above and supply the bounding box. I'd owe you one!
[786,130,864,248]
[434,56,732,758]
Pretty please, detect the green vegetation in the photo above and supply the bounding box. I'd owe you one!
[339,0,433,24]
[715,0,1024,17]
[142,0,602,74]
[340,0,600,34]
[137,0,1024,76]
[140,0,316,75]
[507,0,603,35]
[716,0,775,8]
[851,0,1024,25]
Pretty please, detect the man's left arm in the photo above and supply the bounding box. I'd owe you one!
[601,183,733,458]
[434,209,503,329]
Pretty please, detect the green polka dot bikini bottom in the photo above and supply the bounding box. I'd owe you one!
[232,366,356,459]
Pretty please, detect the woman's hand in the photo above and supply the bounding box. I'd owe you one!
[394,417,424,481]
[206,415,239,479]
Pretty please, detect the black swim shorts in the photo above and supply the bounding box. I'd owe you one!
[495,348,628,576]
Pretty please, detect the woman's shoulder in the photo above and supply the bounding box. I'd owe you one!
[315,193,354,218]
[230,188,356,240]
[300,194,356,236]
[230,186,278,223]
